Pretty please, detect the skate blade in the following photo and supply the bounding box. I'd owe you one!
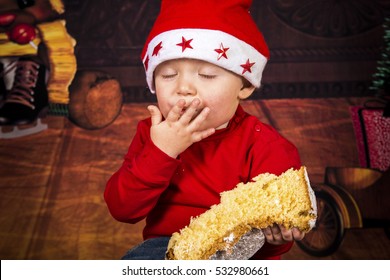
[0,119,48,139]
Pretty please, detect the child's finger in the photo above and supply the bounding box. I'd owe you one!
[271,224,282,236]
[280,225,293,241]
[166,99,186,122]
[292,228,305,241]
[187,106,210,132]
[147,105,163,126]
[192,127,215,143]
[179,98,201,124]
[262,226,273,239]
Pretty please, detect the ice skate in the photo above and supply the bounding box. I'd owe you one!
[0,57,49,138]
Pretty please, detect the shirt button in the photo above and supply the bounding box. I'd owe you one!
[255,124,261,132]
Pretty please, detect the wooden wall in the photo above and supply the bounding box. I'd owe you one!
[63,0,390,102]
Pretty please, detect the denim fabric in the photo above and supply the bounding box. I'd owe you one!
[121,237,170,260]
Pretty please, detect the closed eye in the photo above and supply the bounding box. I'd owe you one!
[199,74,216,79]
[161,73,177,79]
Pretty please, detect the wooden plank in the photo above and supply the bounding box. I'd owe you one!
[0,117,65,259]
[284,228,390,260]
[24,104,149,259]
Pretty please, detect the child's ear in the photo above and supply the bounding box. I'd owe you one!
[238,85,256,100]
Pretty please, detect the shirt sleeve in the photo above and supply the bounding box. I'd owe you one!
[104,120,180,223]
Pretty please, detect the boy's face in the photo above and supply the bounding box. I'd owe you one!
[154,59,255,130]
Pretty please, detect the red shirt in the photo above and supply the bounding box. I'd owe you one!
[105,105,301,259]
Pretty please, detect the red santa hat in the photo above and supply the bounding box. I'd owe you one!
[141,0,270,93]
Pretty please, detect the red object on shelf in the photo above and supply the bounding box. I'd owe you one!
[0,12,16,26]
[7,23,36,44]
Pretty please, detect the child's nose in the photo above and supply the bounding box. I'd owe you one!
[177,75,196,96]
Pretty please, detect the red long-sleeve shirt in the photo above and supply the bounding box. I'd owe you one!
[105,105,301,259]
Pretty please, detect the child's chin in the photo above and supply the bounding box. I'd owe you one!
[215,121,229,130]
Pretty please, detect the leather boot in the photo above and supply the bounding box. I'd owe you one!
[0,62,7,103]
[0,57,48,125]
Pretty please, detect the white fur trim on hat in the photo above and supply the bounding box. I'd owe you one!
[143,28,268,93]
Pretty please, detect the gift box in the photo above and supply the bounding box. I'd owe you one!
[351,106,390,171]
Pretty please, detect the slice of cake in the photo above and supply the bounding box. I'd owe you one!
[165,166,317,260]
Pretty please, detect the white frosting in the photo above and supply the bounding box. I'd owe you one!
[223,233,235,244]
[304,167,317,229]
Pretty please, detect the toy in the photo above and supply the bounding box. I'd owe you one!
[0,0,122,138]
[297,167,390,256]
[0,0,75,138]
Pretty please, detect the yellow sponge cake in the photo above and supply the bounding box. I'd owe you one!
[165,166,317,260]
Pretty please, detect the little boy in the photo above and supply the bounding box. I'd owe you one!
[105,0,305,260]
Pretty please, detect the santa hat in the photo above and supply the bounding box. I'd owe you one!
[141,0,269,93]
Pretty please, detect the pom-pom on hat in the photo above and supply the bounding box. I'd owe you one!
[141,0,270,93]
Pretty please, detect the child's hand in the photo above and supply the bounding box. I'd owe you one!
[262,224,305,245]
[148,98,216,158]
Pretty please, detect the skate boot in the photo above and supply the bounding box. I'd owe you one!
[0,57,49,126]
[0,63,6,103]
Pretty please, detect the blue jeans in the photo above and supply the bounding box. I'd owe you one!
[121,237,170,260]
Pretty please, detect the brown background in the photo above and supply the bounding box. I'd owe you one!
[64,0,390,101]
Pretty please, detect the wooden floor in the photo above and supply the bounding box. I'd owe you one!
[0,97,389,260]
